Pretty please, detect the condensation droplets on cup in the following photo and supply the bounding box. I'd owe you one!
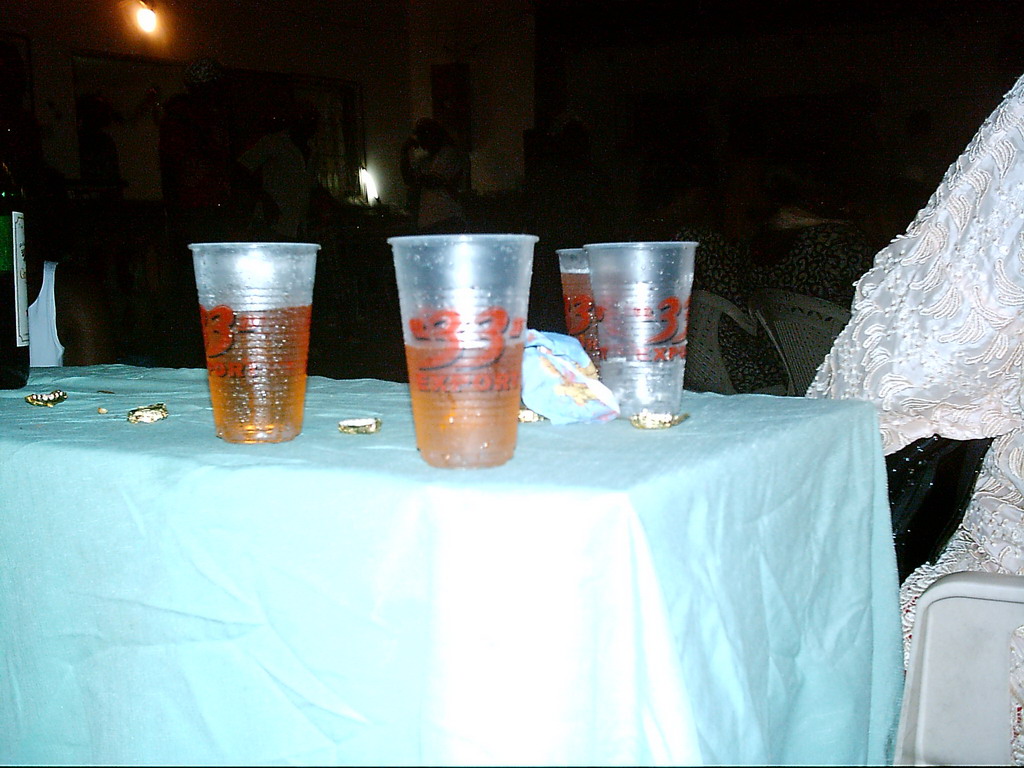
[190,242,319,444]
[389,233,537,468]
[584,241,696,423]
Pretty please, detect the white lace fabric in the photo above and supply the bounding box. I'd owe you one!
[807,74,1024,761]
[809,74,1024,455]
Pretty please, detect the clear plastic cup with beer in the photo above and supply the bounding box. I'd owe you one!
[556,247,601,359]
[388,234,537,468]
[584,241,696,422]
[190,242,319,443]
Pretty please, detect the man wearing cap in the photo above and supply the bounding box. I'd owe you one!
[158,58,241,238]
[157,57,245,366]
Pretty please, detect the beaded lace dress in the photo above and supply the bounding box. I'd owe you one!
[807,73,1024,762]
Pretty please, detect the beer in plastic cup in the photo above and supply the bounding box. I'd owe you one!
[190,242,319,443]
[584,241,696,420]
[556,247,600,358]
[388,234,536,468]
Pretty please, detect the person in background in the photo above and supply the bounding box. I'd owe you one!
[749,160,876,309]
[239,102,322,241]
[76,93,124,195]
[157,57,247,367]
[400,117,468,234]
[158,57,245,243]
[27,255,116,367]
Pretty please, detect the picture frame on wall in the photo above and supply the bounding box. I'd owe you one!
[70,51,365,203]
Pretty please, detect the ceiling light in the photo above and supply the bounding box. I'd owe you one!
[136,2,157,33]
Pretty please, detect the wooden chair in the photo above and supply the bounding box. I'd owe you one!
[747,288,851,396]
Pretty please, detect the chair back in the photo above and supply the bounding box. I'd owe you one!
[896,572,1024,765]
[684,289,755,395]
[748,288,850,395]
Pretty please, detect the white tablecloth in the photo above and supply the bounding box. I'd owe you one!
[0,365,902,765]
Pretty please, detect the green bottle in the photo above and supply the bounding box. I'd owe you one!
[0,158,29,389]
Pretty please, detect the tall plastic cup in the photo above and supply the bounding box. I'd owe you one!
[585,241,696,420]
[556,247,600,358]
[190,242,319,443]
[388,234,536,468]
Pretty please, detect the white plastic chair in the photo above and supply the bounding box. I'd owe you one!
[896,571,1024,765]
[748,288,851,396]
[684,289,756,394]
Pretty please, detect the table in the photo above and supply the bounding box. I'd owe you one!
[0,365,902,766]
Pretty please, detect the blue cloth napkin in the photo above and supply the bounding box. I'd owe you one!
[521,330,619,424]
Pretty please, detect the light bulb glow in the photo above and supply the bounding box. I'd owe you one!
[360,168,379,202]
[136,4,157,33]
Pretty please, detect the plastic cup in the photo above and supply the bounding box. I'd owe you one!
[388,234,537,468]
[584,241,696,420]
[556,247,600,358]
[190,242,319,444]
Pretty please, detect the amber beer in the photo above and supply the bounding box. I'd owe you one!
[559,270,600,356]
[202,304,311,443]
[190,242,319,444]
[389,233,537,468]
[405,340,525,468]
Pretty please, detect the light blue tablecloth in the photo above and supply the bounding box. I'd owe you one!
[0,365,902,766]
